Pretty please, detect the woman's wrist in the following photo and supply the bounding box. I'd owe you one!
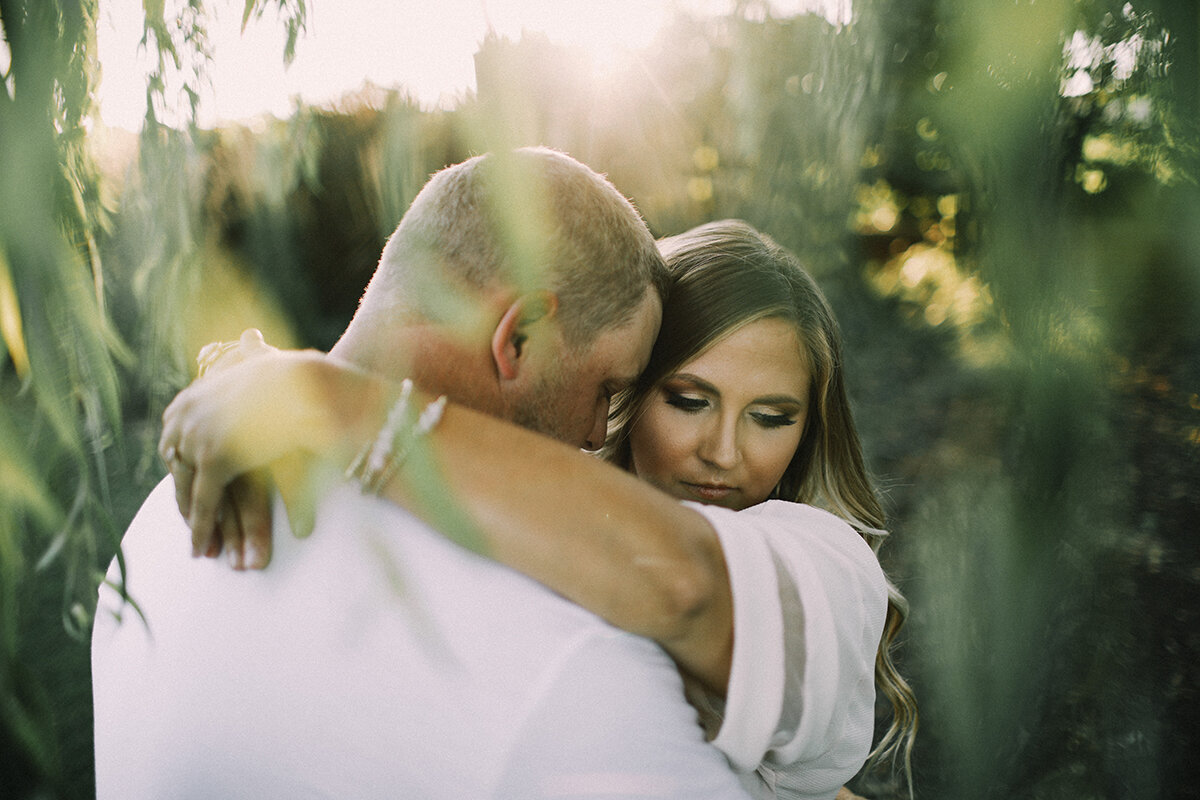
[345,378,447,495]
[298,355,429,476]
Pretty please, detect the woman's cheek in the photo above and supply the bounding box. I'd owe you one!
[631,409,683,480]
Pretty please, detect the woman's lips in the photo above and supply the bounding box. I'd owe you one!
[683,482,735,502]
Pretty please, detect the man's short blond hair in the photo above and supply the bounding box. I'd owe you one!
[355,147,667,347]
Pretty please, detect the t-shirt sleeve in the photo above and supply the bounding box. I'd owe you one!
[683,501,888,800]
[493,630,752,799]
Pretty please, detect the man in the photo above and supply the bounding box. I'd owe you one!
[92,148,751,799]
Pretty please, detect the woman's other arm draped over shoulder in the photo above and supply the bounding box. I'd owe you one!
[162,350,735,693]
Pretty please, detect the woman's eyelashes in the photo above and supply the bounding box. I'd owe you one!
[750,410,798,429]
[663,390,799,429]
[664,390,708,412]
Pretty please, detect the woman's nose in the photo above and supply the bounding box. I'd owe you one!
[697,415,738,469]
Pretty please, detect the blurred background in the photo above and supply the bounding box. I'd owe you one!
[2,0,1197,797]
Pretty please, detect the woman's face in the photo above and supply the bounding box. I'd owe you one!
[628,317,811,511]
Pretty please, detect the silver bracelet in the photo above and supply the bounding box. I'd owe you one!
[346,379,448,494]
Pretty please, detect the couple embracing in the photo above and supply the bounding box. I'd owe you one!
[93,147,916,799]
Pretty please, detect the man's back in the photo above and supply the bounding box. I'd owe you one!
[93,478,749,799]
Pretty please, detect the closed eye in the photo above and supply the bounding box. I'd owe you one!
[665,391,709,412]
[750,411,798,429]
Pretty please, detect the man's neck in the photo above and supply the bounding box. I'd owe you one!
[330,322,502,417]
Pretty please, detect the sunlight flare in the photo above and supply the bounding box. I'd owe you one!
[97,0,853,130]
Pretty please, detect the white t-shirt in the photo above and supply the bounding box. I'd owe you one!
[92,478,752,800]
[684,501,888,800]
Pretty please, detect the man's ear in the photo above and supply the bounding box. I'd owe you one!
[490,290,560,381]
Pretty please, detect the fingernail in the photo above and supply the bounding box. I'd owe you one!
[227,544,242,570]
[245,541,266,570]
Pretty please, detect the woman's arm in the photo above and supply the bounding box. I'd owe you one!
[412,397,733,692]
[161,350,734,692]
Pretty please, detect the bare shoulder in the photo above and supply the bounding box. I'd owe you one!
[835,788,870,800]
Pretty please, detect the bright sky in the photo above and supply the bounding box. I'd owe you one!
[95,0,851,130]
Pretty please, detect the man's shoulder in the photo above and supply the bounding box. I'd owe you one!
[108,477,623,642]
[293,483,636,649]
[104,477,641,675]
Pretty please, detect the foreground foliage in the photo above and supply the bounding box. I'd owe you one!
[1,0,1196,797]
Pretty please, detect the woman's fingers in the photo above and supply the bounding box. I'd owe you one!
[158,348,318,562]
[161,404,226,557]
[229,471,273,569]
[157,347,277,564]
[160,393,192,519]
[164,446,195,521]
[196,329,277,378]
[217,493,244,569]
[188,455,229,558]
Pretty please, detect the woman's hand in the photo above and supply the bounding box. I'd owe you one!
[159,348,333,567]
[196,327,277,377]
[159,342,398,569]
[166,329,281,568]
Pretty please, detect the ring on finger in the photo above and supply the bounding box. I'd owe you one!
[164,445,193,471]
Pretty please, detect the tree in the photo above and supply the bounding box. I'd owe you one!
[0,2,304,796]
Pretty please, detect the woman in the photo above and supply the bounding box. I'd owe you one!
[161,220,916,799]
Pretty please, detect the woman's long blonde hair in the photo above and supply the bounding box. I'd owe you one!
[603,220,917,784]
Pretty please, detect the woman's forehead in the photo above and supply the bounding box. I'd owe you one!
[674,318,810,390]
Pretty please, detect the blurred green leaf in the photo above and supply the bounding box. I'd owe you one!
[0,247,29,378]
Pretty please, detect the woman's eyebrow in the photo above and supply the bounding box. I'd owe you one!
[669,373,719,394]
[671,374,806,408]
[752,394,807,409]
